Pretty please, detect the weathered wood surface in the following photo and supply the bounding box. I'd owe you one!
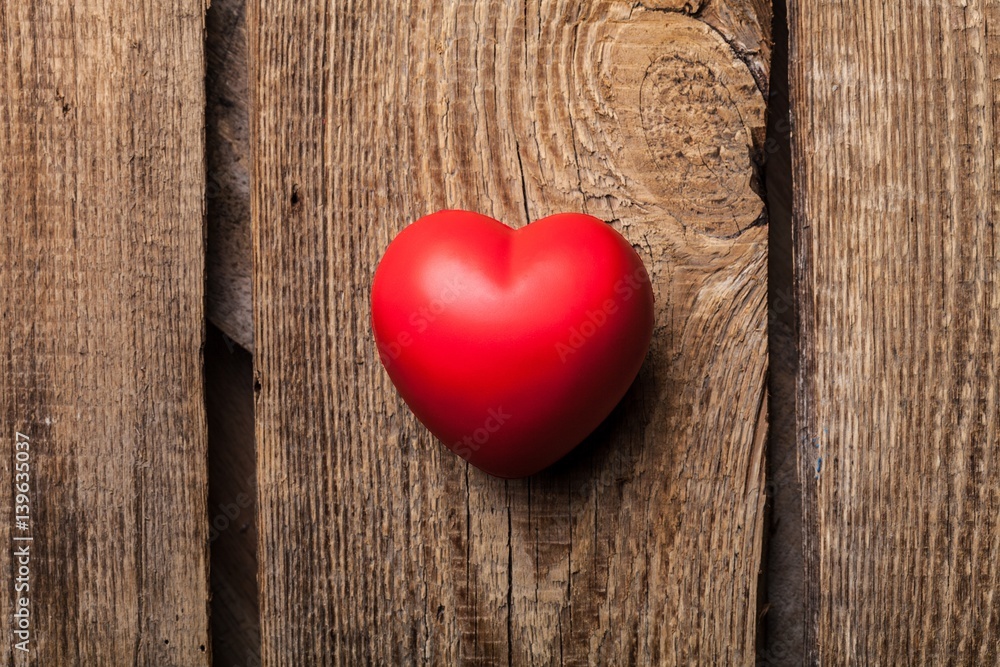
[205,326,260,666]
[206,0,254,351]
[251,1,771,663]
[0,0,211,664]
[791,1,1000,662]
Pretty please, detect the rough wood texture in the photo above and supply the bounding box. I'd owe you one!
[251,1,770,663]
[205,326,260,666]
[206,0,254,351]
[0,0,211,664]
[791,1,1000,662]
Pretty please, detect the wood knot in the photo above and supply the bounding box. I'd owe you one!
[640,0,706,13]
[639,54,761,237]
[581,12,766,239]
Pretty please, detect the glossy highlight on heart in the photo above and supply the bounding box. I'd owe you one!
[371,210,655,478]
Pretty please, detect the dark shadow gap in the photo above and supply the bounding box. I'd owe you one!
[204,0,261,662]
[759,0,804,663]
[205,324,260,667]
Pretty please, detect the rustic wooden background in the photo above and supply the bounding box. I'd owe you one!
[0,0,212,664]
[3,0,999,664]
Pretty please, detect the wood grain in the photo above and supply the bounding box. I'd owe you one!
[0,0,211,664]
[206,0,254,351]
[791,1,1000,662]
[251,1,770,663]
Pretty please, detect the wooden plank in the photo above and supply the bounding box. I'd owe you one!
[206,0,254,351]
[251,1,770,663]
[791,1,1000,662]
[205,326,260,665]
[0,1,211,663]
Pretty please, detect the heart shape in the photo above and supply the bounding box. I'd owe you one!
[371,210,654,478]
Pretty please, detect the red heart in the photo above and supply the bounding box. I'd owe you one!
[371,210,654,478]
